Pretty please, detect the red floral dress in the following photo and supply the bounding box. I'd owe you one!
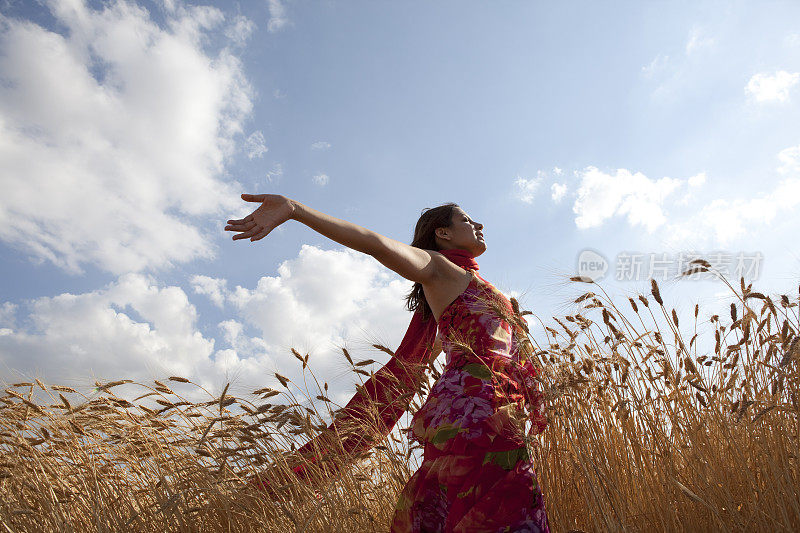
[391,269,549,533]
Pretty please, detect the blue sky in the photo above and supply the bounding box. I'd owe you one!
[1,0,799,403]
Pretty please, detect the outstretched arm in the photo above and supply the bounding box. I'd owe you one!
[226,194,440,285]
[228,194,443,492]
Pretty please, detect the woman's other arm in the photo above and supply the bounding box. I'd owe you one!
[226,194,439,285]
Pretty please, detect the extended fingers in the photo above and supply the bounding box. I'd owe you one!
[232,225,262,240]
[225,220,256,232]
[227,214,254,225]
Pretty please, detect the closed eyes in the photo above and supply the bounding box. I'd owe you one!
[464,217,480,227]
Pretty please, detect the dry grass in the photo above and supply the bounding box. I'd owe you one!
[1,263,798,532]
[533,266,800,532]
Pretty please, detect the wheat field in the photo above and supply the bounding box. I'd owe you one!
[1,261,798,532]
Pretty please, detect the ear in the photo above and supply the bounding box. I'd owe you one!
[435,227,449,240]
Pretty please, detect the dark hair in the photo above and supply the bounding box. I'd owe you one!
[404,202,460,322]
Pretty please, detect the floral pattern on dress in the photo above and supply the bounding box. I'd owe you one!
[392,269,549,533]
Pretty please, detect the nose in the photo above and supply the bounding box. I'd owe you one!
[474,222,483,230]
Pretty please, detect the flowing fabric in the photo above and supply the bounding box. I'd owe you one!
[250,249,549,532]
[249,249,476,485]
[282,304,438,482]
[391,263,549,532]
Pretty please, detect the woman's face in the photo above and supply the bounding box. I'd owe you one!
[436,207,486,256]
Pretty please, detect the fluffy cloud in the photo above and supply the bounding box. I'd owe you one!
[195,246,415,401]
[514,175,542,204]
[687,172,707,188]
[572,167,683,232]
[190,274,228,308]
[313,173,330,186]
[0,1,252,275]
[550,183,568,203]
[225,14,256,46]
[0,246,416,402]
[677,172,707,205]
[311,141,331,151]
[0,273,266,392]
[568,156,798,248]
[245,130,268,159]
[664,180,800,247]
[207,246,412,364]
[664,146,800,247]
[778,144,800,174]
[0,302,16,329]
[267,0,289,33]
[199,246,419,397]
[746,71,799,103]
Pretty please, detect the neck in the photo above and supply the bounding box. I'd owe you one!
[438,248,479,271]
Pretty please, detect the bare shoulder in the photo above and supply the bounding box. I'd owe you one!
[421,252,475,321]
[427,251,468,281]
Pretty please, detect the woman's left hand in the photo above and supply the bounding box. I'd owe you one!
[225,194,296,242]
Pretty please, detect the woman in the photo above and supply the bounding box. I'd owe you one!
[226,194,549,532]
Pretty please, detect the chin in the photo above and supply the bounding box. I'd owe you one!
[473,242,487,256]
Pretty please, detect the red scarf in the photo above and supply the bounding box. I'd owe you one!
[250,248,479,490]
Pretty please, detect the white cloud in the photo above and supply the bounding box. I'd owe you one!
[217,319,269,361]
[265,163,283,183]
[664,146,800,247]
[0,1,253,275]
[219,319,244,345]
[777,145,800,175]
[677,172,707,206]
[551,183,567,204]
[745,71,799,103]
[0,246,416,402]
[311,141,331,151]
[190,246,415,396]
[190,274,228,308]
[566,153,798,250]
[515,175,542,204]
[572,167,683,232]
[313,173,329,186]
[267,0,289,33]
[225,14,255,46]
[685,27,715,55]
[777,144,800,175]
[665,180,800,247]
[244,130,268,159]
[0,302,17,328]
[518,169,567,204]
[687,172,707,188]
[0,273,265,390]
[222,246,412,361]
[641,54,669,79]
[785,33,800,48]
